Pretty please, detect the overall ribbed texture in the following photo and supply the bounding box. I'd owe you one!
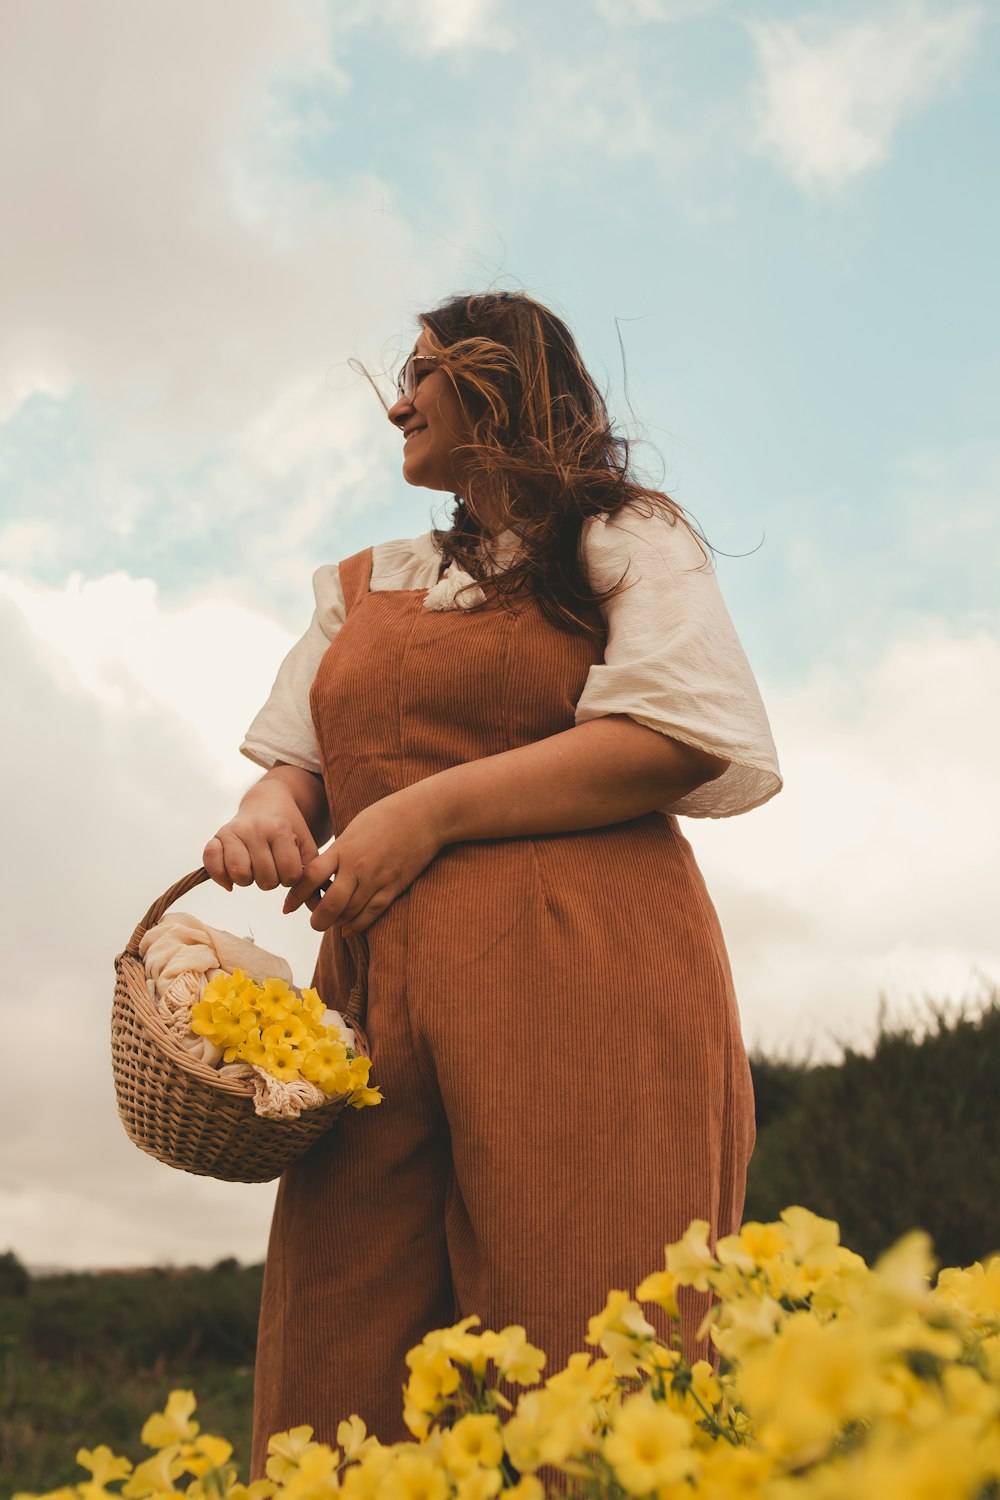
[250,549,755,1470]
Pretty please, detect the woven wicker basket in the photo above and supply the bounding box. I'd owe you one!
[112,867,366,1183]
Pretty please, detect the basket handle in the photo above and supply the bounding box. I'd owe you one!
[343,930,370,1028]
[123,867,211,957]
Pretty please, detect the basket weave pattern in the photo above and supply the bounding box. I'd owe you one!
[112,868,357,1184]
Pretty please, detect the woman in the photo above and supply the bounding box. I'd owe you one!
[204,291,781,1465]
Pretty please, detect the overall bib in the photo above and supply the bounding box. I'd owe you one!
[251,547,755,1467]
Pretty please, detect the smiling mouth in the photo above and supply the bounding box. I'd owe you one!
[404,426,426,442]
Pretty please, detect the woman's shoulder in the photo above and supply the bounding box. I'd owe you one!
[582,503,710,587]
[310,532,442,615]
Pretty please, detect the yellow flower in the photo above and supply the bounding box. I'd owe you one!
[696,1444,776,1496]
[260,976,297,1011]
[934,1257,1000,1324]
[711,1289,786,1364]
[738,1312,882,1461]
[635,1268,680,1318]
[11,1489,79,1500]
[264,1425,319,1484]
[349,1084,383,1109]
[122,1445,185,1497]
[263,1016,310,1051]
[385,1450,449,1500]
[586,1289,653,1346]
[239,1027,270,1069]
[849,1420,996,1500]
[665,1219,717,1292]
[189,999,225,1040]
[487,1325,545,1385]
[807,1244,870,1315]
[690,1358,722,1410]
[603,1390,697,1496]
[259,1040,305,1083]
[340,1444,397,1500]
[270,1444,340,1500]
[503,1381,602,1474]
[545,1350,617,1404]
[181,1433,233,1477]
[454,1471,502,1500]
[719,1219,790,1271]
[403,1343,463,1438]
[940,1363,1000,1423]
[441,1414,504,1476]
[585,1289,658,1378]
[140,1390,199,1448]
[76,1446,133,1487]
[869,1230,937,1314]
[778,1204,841,1262]
[190,970,384,1101]
[503,1480,544,1500]
[299,985,326,1022]
[337,1414,373,1460]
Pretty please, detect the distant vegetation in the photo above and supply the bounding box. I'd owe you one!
[2,993,998,1495]
[0,1258,262,1495]
[745,990,1000,1268]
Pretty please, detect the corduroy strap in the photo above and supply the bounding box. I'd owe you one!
[338,547,374,616]
[343,930,370,1036]
[328,546,373,1036]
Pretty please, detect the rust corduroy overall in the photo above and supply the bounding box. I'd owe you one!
[251,548,755,1468]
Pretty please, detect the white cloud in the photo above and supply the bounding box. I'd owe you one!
[747,2,984,189]
[512,56,661,164]
[693,622,1000,1055]
[381,0,513,54]
[0,0,489,625]
[594,0,723,23]
[0,570,296,787]
[0,0,464,538]
[0,362,72,427]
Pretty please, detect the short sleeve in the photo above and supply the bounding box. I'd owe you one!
[239,564,346,774]
[576,509,782,818]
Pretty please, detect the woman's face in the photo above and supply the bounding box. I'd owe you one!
[387,332,474,495]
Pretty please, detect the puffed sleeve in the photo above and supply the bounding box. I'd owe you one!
[576,508,782,817]
[239,564,346,774]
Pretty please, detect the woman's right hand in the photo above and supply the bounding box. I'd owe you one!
[203,764,329,893]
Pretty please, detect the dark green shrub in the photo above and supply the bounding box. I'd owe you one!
[746,993,1000,1267]
[0,1251,29,1299]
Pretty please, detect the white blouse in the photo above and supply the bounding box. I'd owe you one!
[241,509,782,818]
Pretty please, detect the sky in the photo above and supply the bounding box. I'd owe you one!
[1,0,998,1270]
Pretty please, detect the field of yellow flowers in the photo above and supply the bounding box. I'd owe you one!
[16,1206,1000,1500]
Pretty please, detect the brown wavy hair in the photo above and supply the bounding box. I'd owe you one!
[412,290,701,633]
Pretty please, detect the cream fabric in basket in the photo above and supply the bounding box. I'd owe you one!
[139,911,354,1119]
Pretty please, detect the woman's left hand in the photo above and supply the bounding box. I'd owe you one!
[282,785,445,935]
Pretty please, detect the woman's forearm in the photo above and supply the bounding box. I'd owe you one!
[416,715,728,843]
[287,718,727,932]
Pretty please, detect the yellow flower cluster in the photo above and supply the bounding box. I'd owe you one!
[17,1206,1000,1499]
[190,970,381,1109]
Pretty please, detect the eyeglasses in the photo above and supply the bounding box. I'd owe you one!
[396,352,438,402]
